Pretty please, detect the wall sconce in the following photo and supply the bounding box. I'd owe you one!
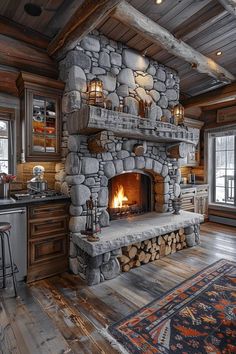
[88,78,104,107]
[172,103,185,125]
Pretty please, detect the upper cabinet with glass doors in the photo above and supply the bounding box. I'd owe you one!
[16,72,64,162]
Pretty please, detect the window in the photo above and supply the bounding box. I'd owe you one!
[0,109,14,174]
[211,132,236,206]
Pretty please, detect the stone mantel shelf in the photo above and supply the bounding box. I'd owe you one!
[67,105,199,145]
[72,211,204,257]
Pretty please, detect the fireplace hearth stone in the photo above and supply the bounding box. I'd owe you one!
[70,211,203,285]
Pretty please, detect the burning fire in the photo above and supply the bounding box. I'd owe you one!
[113,184,128,208]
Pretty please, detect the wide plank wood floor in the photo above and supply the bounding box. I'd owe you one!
[1,221,236,354]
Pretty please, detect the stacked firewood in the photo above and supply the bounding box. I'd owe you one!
[118,228,187,272]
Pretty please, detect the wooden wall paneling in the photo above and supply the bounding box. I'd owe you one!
[0,35,57,78]
[0,69,18,96]
[0,15,50,49]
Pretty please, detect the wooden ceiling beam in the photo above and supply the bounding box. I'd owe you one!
[48,0,122,58]
[112,1,235,83]
[182,82,236,108]
[217,0,236,17]
[0,15,50,49]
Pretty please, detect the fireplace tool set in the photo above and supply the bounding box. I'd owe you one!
[81,196,101,242]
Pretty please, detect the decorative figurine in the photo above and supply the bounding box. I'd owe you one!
[81,196,101,242]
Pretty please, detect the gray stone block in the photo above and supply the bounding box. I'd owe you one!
[135,74,153,90]
[122,49,149,71]
[106,92,119,110]
[99,51,111,68]
[62,90,81,113]
[153,160,162,174]
[156,68,166,82]
[66,174,85,185]
[123,96,139,115]
[110,52,122,66]
[100,175,108,187]
[149,90,160,102]
[70,204,83,216]
[69,216,86,232]
[161,165,169,177]
[99,210,110,227]
[98,72,116,92]
[186,233,196,247]
[88,254,103,268]
[101,258,120,280]
[65,65,87,93]
[154,81,166,92]
[103,252,111,263]
[66,50,91,71]
[118,68,136,88]
[65,153,81,175]
[69,257,79,274]
[114,159,123,174]
[81,157,99,174]
[98,187,108,207]
[81,35,100,52]
[86,267,101,285]
[71,184,91,206]
[117,150,129,159]
[135,156,145,169]
[69,241,77,258]
[68,135,80,152]
[124,157,135,170]
[104,161,116,178]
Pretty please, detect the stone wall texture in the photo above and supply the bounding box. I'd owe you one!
[59,30,179,119]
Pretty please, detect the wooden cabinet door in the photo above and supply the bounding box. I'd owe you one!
[29,235,67,266]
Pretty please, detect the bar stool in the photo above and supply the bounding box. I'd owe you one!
[0,222,18,297]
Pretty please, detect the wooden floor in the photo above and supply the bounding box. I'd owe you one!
[1,221,236,354]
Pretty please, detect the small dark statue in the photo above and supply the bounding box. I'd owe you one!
[81,197,101,242]
[172,196,182,215]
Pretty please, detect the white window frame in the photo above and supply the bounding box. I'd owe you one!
[205,124,236,209]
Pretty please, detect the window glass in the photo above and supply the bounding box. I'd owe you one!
[0,120,9,173]
[214,134,235,205]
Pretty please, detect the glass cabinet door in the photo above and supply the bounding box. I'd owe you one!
[32,95,58,154]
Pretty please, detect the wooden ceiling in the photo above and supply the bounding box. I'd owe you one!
[0,0,235,99]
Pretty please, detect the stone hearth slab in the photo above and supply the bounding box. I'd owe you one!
[73,211,204,256]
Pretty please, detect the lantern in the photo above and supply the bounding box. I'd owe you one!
[172,103,185,125]
[88,78,104,107]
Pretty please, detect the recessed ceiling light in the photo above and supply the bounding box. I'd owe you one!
[24,3,42,16]
[216,51,222,56]
[156,0,163,4]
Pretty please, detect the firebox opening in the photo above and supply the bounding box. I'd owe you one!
[108,172,153,220]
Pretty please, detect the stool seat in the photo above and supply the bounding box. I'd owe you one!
[0,222,11,232]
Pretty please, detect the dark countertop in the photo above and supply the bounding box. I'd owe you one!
[180,184,209,189]
[0,195,70,209]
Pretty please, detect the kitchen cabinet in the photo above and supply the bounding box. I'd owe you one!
[27,200,69,283]
[180,118,204,167]
[181,184,208,220]
[195,185,208,219]
[16,72,64,162]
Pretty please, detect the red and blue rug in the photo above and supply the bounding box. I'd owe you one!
[109,259,236,353]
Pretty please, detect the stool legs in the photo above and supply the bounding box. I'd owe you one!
[5,231,17,297]
[0,230,18,297]
[0,232,6,288]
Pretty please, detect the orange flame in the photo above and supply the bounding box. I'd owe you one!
[113,184,128,208]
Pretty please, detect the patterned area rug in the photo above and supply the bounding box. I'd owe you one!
[109,259,236,353]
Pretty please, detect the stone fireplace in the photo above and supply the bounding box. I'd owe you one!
[55,30,203,285]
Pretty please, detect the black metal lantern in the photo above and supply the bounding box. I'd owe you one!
[172,103,185,125]
[88,78,104,107]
